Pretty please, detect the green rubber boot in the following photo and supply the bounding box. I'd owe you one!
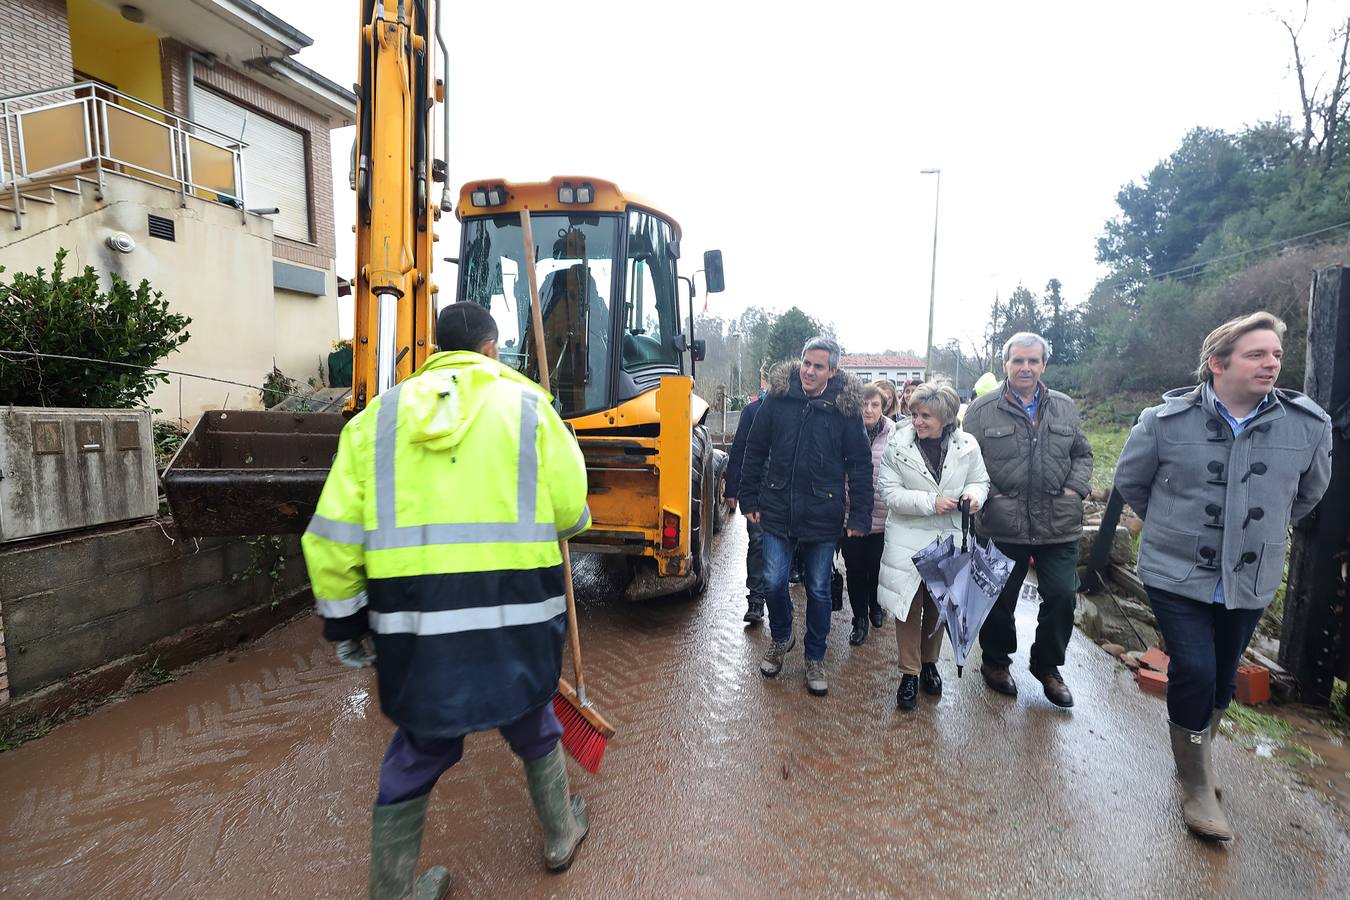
[368,794,451,900]
[523,744,590,871]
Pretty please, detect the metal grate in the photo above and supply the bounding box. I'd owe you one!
[147,214,175,241]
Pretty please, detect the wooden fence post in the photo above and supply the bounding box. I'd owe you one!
[1279,266,1350,708]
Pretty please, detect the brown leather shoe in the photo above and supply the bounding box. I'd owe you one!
[980,662,1018,696]
[1032,667,1074,708]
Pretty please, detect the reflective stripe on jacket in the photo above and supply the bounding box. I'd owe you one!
[300,350,590,737]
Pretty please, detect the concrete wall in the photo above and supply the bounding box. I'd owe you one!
[0,521,309,699]
[0,173,338,420]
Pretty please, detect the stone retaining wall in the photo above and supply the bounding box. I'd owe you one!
[0,520,309,706]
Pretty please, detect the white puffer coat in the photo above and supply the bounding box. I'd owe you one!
[876,424,991,621]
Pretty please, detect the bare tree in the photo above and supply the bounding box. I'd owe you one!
[1278,2,1318,160]
[1321,17,1350,170]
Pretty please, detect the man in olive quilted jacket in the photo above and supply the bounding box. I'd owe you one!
[963,332,1093,709]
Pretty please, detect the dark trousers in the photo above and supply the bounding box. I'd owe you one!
[1147,587,1264,732]
[978,539,1079,672]
[375,701,563,805]
[745,515,767,603]
[839,532,884,621]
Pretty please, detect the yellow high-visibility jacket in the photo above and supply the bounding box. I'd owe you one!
[301,350,590,737]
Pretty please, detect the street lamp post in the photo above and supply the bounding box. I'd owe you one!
[920,168,941,377]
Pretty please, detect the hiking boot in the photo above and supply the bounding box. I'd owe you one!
[920,662,943,696]
[980,662,1018,696]
[848,617,868,646]
[523,744,590,871]
[369,794,452,900]
[743,599,766,625]
[805,658,829,696]
[896,674,918,710]
[1032,666,1074,708]
[869,607,885,629]
[759,635,796,677]
[1169,721,1233,842]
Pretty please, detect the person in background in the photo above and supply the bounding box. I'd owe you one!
[302,303,593,896]
[738,337,873,697]
[840,384,895,645]
[725,370,770,624]
[875,379,902,422]
[964,332,1092,709]
[877,383,989,710]
[1114,312,1330,843]
[900,377,923,417]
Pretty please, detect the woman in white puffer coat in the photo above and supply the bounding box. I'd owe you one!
[877,383,990,711]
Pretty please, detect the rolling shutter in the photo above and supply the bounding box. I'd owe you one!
[191,85,311,242]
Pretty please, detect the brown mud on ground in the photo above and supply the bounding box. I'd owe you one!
[1,518,1348,898]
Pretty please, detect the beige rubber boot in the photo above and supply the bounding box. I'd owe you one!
[1169,722,1234,843]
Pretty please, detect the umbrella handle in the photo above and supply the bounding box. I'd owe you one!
[959,497,972,553]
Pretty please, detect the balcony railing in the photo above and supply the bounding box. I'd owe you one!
[0,82,246,226]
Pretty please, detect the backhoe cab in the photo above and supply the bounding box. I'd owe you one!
[454,177,728,598]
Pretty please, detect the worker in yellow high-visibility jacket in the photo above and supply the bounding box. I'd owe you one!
[302,302,593,899]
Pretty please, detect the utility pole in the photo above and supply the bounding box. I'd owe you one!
[921,168,941,375]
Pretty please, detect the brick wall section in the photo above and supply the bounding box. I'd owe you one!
[0,523,309,698]
[160,39,337,268]
[0,0,72,99]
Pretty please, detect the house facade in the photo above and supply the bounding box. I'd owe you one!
[0,0,354,420]
[838,353,926,385]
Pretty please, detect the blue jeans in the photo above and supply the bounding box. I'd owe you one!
[1147,587,1264,733]
[375,701,563,805]
[762,531,836,661]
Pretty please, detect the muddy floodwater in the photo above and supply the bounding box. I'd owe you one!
[2,518,1348,897]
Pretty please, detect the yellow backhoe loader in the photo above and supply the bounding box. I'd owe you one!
[163,2,726,600]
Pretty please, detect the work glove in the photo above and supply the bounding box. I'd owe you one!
[335,637,376,668]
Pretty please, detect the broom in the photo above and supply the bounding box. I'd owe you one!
[519,209,615,773]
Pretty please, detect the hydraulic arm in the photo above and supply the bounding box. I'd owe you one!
[351,0,443,412]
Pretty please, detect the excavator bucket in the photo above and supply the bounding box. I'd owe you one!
[162,410,344,536]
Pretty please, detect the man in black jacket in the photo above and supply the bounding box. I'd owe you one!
[725,385,768,624]
[739,337,873,696]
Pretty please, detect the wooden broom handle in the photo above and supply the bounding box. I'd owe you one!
[519,209,587,697]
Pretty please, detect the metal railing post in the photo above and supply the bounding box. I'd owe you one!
[4,101,21,229]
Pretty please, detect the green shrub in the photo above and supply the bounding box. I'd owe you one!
[0,248,191,408]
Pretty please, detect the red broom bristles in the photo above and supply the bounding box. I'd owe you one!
[553,677,614,774]
[553,692,609,774]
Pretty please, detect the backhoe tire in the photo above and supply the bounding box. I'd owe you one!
[711,448,730,535]
[688,424,715,596]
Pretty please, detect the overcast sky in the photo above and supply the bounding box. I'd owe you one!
[267,0,1340,355]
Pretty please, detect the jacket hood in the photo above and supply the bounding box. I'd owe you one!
[1157,383,1329,423]
[395,350,543,450]
[766,360,864,417]
[972,372,999,398]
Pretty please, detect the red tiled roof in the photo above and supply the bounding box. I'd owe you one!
[839,353,926,368]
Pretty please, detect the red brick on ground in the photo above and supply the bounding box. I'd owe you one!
[1137,669,1169,694]
[1139,647,1170,672]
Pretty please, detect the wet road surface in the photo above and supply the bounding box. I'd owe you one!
[2,515,1348,898]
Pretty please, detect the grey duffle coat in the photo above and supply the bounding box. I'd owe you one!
[1113,384,1332,611]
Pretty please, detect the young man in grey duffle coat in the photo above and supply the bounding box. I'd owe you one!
[1114,311,1331,844]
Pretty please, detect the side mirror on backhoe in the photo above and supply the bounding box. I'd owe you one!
[703,250,725,293]
[691,339,707,362]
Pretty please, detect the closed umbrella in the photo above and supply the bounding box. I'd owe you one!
[911,500,1015,675]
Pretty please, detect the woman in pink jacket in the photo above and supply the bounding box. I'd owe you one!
[841,384,895,645]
